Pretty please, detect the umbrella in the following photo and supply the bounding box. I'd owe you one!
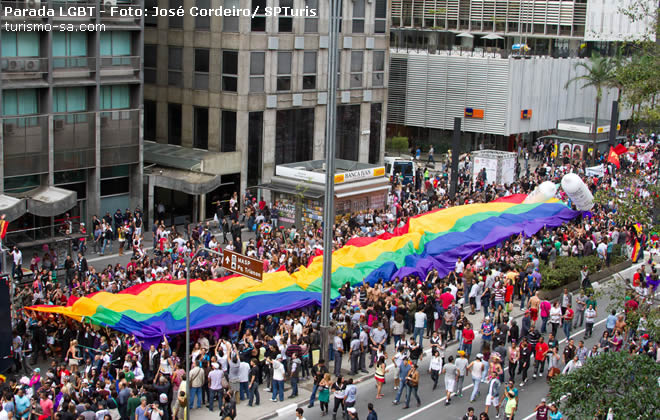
[456,32,474,38]
[482,33,504,40]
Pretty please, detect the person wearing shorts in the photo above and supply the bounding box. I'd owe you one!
[485,376,501,418]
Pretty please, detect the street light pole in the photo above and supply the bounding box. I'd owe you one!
[320,0,340,361]
[186,246,224,412]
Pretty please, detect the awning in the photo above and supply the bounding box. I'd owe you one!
[24,187,77,217]
[148,166,226,195]
[0,195,26,221]
[336,185,391,199]
[257,183,324,199]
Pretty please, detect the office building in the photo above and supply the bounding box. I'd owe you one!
[386,0,652,151]
[143,0,389,224]
[0,1,143,242]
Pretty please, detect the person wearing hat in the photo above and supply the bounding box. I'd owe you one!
[207,362,224,411]
[146,399,164,420]
[346,406,359,419]
[503,389,518,420]
[467,353,484,402]
[534,398,549,419]
[455,350,469,398]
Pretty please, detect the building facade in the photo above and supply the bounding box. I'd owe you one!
[0,1,144,235]
[143,0,389,222]
[386,0,651,151]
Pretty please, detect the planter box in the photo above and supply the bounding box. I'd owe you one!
[538,260,632,301]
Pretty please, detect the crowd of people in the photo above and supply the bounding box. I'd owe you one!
[2,133,659,420]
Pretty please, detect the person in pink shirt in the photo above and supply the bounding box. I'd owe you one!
[39,392,53,419]
[540,299,552,334]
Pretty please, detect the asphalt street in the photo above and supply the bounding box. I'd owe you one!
[187,264,640,420]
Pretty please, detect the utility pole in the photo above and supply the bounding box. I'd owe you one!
[320,0,340,361]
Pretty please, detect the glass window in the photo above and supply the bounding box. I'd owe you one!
[336,105,360,160]
[145,0,157,26]
[168,103,182,145]
[252,0,266,31]
[144,44,157,84]
[369,103,382,164]
[247,112,263,186]
[101,177,129,196]
[168,46,182,87]
[352,0,365,34]
[275,109,314,165]
[279,0,293,32]
[194,48,209,90]
[144,100,156,141]
[224,0,239,32]
[350,50,363,88]
[196,0,211,29]
[250,52,265,93]
[222,50,238,92]
[305,0,318,32]
[221,111,237,152]
[277,51,292,91]
[374,0,387,33]
[194,107,209,150]
[303,51,316,90]
[169,0,183,28]
[373,50,385,87]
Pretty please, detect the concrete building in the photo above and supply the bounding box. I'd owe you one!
[0,1,143,241]
[386,0,652,152]
[143,0,390,224]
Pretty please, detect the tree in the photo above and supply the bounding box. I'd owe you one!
[548,351,660,419]
[565,53,618,164]
[593,172,660,229]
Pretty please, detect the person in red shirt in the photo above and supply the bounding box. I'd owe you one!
[440,289,454,310]
[625,297,639,313]
[505,281,514,312]
[533,336,549,378]
[461,323,475,357]
[39,391,53,419]
[563,304,574,340]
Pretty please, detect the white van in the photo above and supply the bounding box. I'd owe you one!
[384,156,416,185]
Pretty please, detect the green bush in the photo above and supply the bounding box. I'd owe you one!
[389,136,409,154]
[538,254,629,290]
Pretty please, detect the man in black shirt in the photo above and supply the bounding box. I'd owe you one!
[517,337,532,386]
[563,339,576,364]
[248,358,260,406]
[526,325,541,357]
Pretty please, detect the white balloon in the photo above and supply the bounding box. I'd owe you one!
[523,181,558,204]
[561,173,594,211]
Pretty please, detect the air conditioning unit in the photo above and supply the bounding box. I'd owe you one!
[26,0,41,9]
[4,124,15,135]
[101,116,110,127]
[25,59,40,72]
[54,119,65,130]
[104,0,117,13]
[8,59,25,72]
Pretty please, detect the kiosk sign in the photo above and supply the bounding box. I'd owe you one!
[222,249,263,282]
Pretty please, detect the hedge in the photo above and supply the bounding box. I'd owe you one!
[539,253,628,291]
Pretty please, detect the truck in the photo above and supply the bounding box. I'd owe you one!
[384,156,416,185]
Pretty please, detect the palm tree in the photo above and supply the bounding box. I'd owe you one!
[565,52,617,164]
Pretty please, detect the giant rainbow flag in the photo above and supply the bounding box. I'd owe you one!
[29,196,579,340]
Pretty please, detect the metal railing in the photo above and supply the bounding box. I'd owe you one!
[0,57,48,82]
[52,56,95,71]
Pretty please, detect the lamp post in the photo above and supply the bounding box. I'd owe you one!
[185,246,224,412]
[320,0,341,361]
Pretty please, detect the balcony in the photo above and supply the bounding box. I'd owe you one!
[100,109,140,167]
[99,55,140,79]
[2,115,49,177]
[99,0,141,27]
[0,0,45,21]
[53,112,96,171]
[0,57,48,86]
[52,56,95,80]
[52,0,96,21]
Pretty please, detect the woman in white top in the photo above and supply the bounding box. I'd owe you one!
[549,302,563,337]
[428,350,443,390]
